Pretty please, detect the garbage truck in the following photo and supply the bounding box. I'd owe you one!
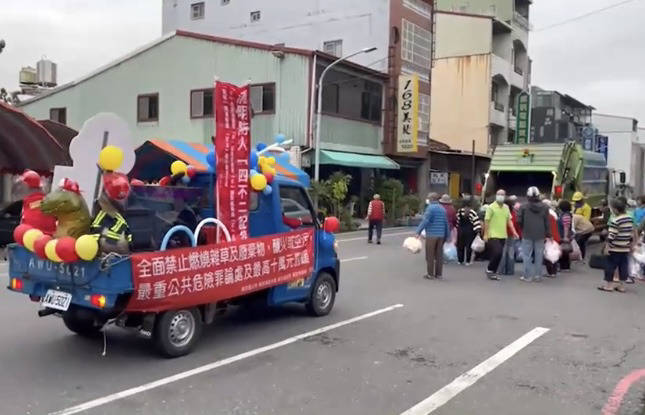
[483,142,610,205]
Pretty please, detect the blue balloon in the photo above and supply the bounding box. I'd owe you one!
[263,185,273,196]
[249,150,259,169]
[181,175,191,184]
[275,133,286,144]
[206,151,216,168]
[249,169,258,176]
[256,142,267,151]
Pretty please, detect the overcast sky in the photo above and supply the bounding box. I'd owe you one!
[1,0,643,120]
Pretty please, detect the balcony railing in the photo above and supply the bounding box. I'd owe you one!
[513,11,530,31]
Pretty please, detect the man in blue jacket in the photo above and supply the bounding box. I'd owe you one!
[416,192,451,279]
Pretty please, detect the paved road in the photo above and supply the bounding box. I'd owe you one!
[1,228,645,415]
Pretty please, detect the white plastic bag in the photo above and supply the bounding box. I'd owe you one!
[403,237,423,254]
[544,239,562,264]
[471,235,486,253]
[569,239,582,261]
[443,242,458,262]
[633,245,645,264]
[629,257,642,278]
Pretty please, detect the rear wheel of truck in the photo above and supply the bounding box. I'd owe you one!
[62,306,103,338]
[153,308,202,358]
[306,273,336,317]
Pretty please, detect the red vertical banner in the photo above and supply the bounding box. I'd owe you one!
[214,81,251,241]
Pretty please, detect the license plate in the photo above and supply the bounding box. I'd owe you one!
[41,289,72,311]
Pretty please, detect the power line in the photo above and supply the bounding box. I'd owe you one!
[533,0,641,32]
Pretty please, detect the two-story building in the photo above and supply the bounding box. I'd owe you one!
[18,31,398,200]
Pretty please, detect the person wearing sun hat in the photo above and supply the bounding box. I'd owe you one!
[572,191,591,221]
[439,194,457,234]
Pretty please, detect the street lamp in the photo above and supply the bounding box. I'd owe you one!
[313,46,377,183]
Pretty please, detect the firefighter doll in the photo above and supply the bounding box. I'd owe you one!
[90,172,132,255]
[14,170,57,235]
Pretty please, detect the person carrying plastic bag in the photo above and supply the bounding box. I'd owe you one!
[416,192,450,280]
[484,189,519,280]
[456,197,482,265]
[517,187,552,283]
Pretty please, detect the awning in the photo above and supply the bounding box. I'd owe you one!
[0,102,71,174]
[132,140,311,187]
[319,150,399,170]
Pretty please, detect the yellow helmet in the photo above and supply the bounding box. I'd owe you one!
[572,191,584,202]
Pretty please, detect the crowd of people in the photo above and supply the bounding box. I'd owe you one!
[408,188,644,293]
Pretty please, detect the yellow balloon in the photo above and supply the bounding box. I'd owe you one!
[250,174,267,191]
[98,146,124,171]
[264,166,276,176]
[45,240,62,262]
[75,234,99,261]
[23,229,43,252]
[171,160,188,176]
[266,157,276,167]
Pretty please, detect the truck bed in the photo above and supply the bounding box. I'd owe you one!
[8,245,134,311]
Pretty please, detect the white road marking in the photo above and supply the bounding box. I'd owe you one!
[50,304,405,415]
[337,231,413,243]
[400,327,550,415]
[340,256,368,263]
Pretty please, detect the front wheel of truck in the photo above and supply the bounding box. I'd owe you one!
[306,273,336,317]
[153,308,203,358]
[62,306,104,338]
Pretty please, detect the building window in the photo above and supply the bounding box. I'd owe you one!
[401,19,432,70]
[360,81,382,123]
[250,10,261,22]
[318,65,383,124]
[190,89,214,118]
[49,107,66,124]
[323,40,343,57]
[191,2,205,20]
[250,83,275,114]
[221,0,230,4]
[137,93,159,122]
[418,93,430,135]
[403,0,431,18]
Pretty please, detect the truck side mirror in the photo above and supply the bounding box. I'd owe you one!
[620,172,626,184]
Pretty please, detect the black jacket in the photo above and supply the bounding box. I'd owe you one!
[518,200,551,240]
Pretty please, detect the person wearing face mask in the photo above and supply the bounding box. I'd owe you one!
[517,187,552,282]
[598,198,635,292]
[416,192,450,280]
[484,189,519,280]
[572,192,591,221]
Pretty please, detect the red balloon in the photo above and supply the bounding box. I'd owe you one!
[56,237,79,263]
[264,172,274,184]
[186,166,197,178]
[34,235,53,259]
[13,224,32,245]
[159,176,171,186]
[323,216,340,233]
[130,179,145,186]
